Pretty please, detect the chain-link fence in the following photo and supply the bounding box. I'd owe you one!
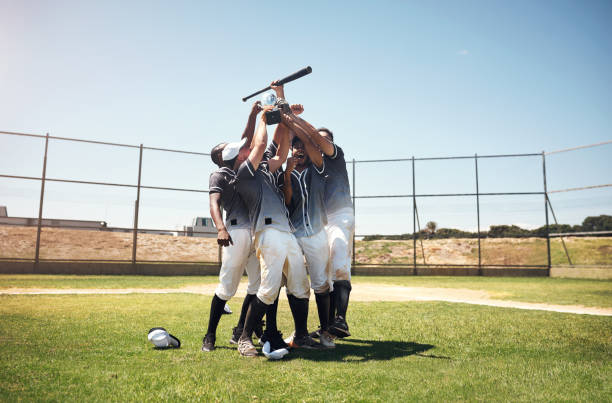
[1,130,610,274]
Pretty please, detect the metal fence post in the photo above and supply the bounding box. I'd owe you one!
[34,133,50,265]
[475,154,482,275]
[542,151,551,275]
[132,144,143,264]
[412,156,416,275]
[352,158,356,268]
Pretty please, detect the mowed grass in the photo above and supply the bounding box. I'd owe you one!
[0,294,610,401]
[351,276,612,308]
[0,274,218,289]
[1,275,611,308]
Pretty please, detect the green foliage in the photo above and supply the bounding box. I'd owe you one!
[365,215,611,240]
[582,215,612,231]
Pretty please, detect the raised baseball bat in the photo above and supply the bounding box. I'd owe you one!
[242,66,312,102]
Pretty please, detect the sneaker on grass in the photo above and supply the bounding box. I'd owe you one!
[286,332,323,349]
[238,336,258,357]
[328,316,350,338]
[309,328,321,339]
[201,333,216,352]
[319,330,336,349]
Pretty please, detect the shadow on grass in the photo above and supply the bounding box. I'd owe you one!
[281,338,446,362]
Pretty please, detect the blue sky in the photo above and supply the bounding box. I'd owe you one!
[1,0,610,234]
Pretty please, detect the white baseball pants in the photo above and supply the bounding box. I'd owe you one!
[325,207,355,281]
[215,228,261,300]
[297,229,332,293]
[254,227,310,305]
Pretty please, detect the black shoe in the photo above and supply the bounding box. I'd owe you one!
[253,320,265,340]
[229,326,242,345]
[201,333,216,352]
[288,332,323,349]
[309,328,322,339]
[264,329,289,350]
[328,316,351,338]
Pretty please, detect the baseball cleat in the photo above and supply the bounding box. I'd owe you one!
[201,333,216,352]
[328,316,351,338]
[319,330,336,349]
[238,336,258,357]
[286,332,324,349]
[229,326,242,345]
[309,328,322,339]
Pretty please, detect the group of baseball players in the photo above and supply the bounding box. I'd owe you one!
[201,81,355,358]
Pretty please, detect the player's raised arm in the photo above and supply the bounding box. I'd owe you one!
[282,156,297,206]
[242,101,263,146]
[267,81,291,173]
[281,106,324,169]
[247,106,274,169]
[284,112,335,157]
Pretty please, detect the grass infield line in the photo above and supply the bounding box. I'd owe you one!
[1,283,610,316]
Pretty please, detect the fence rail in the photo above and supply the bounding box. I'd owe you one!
[1,130,610,271]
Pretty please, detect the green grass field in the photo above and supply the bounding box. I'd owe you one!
[0,277,611,401]
[1,274,610,307]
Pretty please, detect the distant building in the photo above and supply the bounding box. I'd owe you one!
[183,217,217,238]
[0,206,107,230]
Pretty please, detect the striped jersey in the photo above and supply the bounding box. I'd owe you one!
[208,167,250,230]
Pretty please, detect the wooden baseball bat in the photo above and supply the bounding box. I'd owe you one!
[242,66,312,102]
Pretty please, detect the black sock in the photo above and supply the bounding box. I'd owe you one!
[206,294,227,335]
[287,294,309,337]
[237,293,256,329]
[315,291,331,330]
[265,296,279,333]
[334,280,352,319]
[329,288,337,325]
[241,297,268,339]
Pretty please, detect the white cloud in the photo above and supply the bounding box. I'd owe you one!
[457,49,469,56]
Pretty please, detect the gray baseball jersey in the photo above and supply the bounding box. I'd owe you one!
[278,161,328,238]
[323,143,353,214]
[236,142,292,234]
[208,167,250,230]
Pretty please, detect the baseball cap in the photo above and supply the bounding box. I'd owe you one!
[221,137,248,161]
[147,327,181,348]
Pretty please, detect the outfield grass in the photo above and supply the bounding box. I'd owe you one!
[1,275,611,308]
[0,274,217,289]
[0,294,610,401]
[351,276,612,308]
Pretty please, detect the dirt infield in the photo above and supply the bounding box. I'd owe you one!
[2,283,610,316]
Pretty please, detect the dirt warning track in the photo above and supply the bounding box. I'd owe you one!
[2,283,610,316]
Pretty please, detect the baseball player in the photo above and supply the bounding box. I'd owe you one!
[278,107,336,349]
[281,118,354,338]
[232,82,313,357]
[201,101,264,352]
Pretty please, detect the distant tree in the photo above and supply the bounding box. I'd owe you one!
[487,225,531,238]
[426,221,437,234]
[581,215,612,232]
